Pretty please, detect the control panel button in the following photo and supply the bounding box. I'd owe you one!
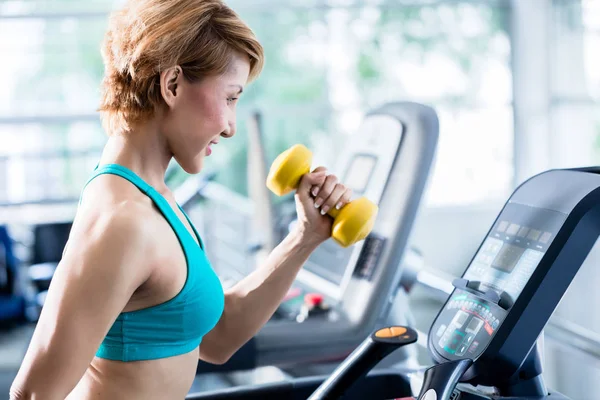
[463,333,475,346]
[469,341,480,354]
[447,331,465,352]
[436,324,447,337]
[304,293,324,307]
[456,343,469,356]
[390,326,408,336]
[375,326,408,338]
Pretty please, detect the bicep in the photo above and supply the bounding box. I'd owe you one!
[12,214,151,398]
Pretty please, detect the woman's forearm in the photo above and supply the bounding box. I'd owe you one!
[200,229,321,362]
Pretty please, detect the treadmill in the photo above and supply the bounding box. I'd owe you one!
[197,102,439,371]
[188,160,600,400]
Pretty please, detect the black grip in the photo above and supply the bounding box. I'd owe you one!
[307,326,418,400]
[417,359,472,400]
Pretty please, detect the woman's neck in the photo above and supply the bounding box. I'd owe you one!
[99,121,173,192]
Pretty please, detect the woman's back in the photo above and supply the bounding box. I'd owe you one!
[26,167,214,399]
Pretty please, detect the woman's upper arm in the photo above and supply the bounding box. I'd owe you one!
[10,208,152,399]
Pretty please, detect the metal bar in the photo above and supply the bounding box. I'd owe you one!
[0,197,79,208]
[0,114,100,125]
[545,317,600,366]
[0,9,110,20]
[0,149,102,161]
[414,268,455,300]
[550,97,600,106]
[200,182,254,216]
[0,201,77,224]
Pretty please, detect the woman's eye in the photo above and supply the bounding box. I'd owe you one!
[227,97,238,104]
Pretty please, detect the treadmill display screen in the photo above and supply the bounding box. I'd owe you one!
[343,155,376,195]
[463,203,566,303]
[491,243,526,273]
[432,203,568,362]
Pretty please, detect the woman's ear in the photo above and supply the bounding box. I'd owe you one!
[159,66,183,108]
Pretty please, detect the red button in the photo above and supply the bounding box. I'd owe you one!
[304,293,324,307]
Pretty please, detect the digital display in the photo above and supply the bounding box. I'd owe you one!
[497,221,509,232]
[466,318,483,334]
[437,204,567,362]
[517,227,530,237]
[527,229,541,241]
[455,310,469,326]
[540,232,552,243]
[343,155,376,194]
[506,223,520,236]
[491,243,526,273]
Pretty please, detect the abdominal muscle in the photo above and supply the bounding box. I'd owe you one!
[66,348,199,400]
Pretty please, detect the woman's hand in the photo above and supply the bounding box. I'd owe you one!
[292,166,353,246]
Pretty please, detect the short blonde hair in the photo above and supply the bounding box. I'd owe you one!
[98,0,264,134]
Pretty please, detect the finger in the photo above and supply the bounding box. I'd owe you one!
[335,188,353,211]
[310,167,328,197]
[319,183,347,215]
[314,174,338,209]
[298,170,326,195]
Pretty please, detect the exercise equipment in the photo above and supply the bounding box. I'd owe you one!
[266,144,379,248]
[196,102,438,373]
[27,222,72,312]
[188,166,600,399]
[0,225,26,322]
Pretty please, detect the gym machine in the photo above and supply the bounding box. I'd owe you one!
[197,102,439,371]
[189,167,600,399]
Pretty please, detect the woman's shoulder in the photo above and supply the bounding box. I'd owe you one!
[57,201,157,293]
[70,175,161,264]
[81,172,155,211]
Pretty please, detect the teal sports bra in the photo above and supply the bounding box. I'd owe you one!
[80,164,225,362]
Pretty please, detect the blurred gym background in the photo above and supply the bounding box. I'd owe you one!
[0,0,599,398]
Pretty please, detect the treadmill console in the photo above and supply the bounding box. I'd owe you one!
[431,203,566,361]
[291,115,403,305]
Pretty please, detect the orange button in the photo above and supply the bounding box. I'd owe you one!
[390,327,407,336]
[375,328,393,338]
[375,326,408,338]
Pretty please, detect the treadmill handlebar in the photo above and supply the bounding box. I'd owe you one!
[307,326,418,400]
[417,359,473,400]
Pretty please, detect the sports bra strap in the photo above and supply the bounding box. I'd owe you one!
[79,164,200,249]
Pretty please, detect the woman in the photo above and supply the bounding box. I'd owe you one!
[9,1,352,399]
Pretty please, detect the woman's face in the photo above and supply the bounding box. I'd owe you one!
[160,52,250,174]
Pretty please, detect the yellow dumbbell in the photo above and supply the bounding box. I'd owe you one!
[266,144,378,247]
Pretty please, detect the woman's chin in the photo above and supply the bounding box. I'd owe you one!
[176,156,204,175]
